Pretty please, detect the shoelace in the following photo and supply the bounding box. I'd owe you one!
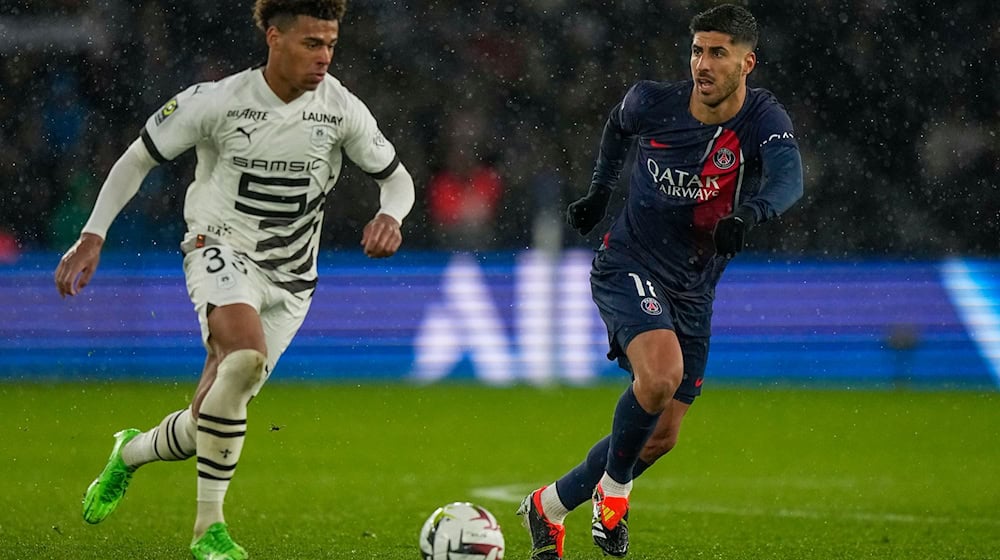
[203,529,236,550]
[104,471,129,495]
[542,519,565,557]
[547,523,562,538]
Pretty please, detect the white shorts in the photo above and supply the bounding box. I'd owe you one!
[183,244,312,381]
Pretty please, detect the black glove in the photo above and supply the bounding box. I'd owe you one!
[566,184,613,235]
[713,206,756,258]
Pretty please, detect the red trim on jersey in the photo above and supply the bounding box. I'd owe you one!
[693,128,742,232]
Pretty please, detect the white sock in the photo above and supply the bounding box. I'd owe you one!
[540,483,571,525]
[599,472,633,498]
[194,349,265,536]
[196,500,225,536]
[122,408,196,468]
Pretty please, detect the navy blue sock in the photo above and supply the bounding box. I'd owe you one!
[606,384,660,484]
[555,435,612,510]
[632,457,652,478]
[554,432,657,509]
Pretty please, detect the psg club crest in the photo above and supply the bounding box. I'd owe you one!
[640,297,662,316]
[713,147,737,170]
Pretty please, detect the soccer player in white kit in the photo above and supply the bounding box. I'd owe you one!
[53,1,414,558]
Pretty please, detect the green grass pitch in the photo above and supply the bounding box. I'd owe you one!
[1,382,998,559]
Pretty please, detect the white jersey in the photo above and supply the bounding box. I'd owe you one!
[142,67,400,294]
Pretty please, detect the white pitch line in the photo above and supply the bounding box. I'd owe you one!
[471,483,532,503]
[471,483,1000,527]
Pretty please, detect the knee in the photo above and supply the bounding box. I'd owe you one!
[218,349,267,390]
[634,362,683,409]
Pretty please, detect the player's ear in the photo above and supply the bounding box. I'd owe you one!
[743,50,756,76]
[265,25,282,49]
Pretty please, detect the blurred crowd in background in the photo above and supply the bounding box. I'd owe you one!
[1,0,998,260]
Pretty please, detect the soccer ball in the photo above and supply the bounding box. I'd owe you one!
[419,501,505,560]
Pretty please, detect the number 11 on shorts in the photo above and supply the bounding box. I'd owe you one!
[627,272,658,298]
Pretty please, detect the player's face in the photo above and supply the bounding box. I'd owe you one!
[689,32,755,108]
[267,15,339,96]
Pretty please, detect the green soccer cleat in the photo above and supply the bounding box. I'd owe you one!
[82,428,141,524]
[191,522,248,560]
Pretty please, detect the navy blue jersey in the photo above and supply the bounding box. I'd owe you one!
[591,79,803,330]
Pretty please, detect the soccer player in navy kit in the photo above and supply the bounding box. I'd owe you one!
[517,5,803,558]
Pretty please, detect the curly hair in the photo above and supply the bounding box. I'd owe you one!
[253,0,347,32]
[689,3,758,49]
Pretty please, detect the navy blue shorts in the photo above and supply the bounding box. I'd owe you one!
[590,252,711,404]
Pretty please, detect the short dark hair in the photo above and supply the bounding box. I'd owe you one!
[689,4,758,49]
[253,0,347,32]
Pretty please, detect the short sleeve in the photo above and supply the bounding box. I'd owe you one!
[340,92,399,179]
[141,82,218,163]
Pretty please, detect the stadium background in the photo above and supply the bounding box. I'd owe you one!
[2,3,1000,559]
[1,0,998,386]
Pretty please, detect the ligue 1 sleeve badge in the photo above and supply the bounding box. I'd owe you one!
[154,98,178,125]
[640,297,662,316]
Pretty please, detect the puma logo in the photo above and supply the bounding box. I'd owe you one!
[236,126,259,143]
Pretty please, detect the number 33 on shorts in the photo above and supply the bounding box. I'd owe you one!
[201,246,248,291]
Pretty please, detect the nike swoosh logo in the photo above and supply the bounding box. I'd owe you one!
[649,139,669,149]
